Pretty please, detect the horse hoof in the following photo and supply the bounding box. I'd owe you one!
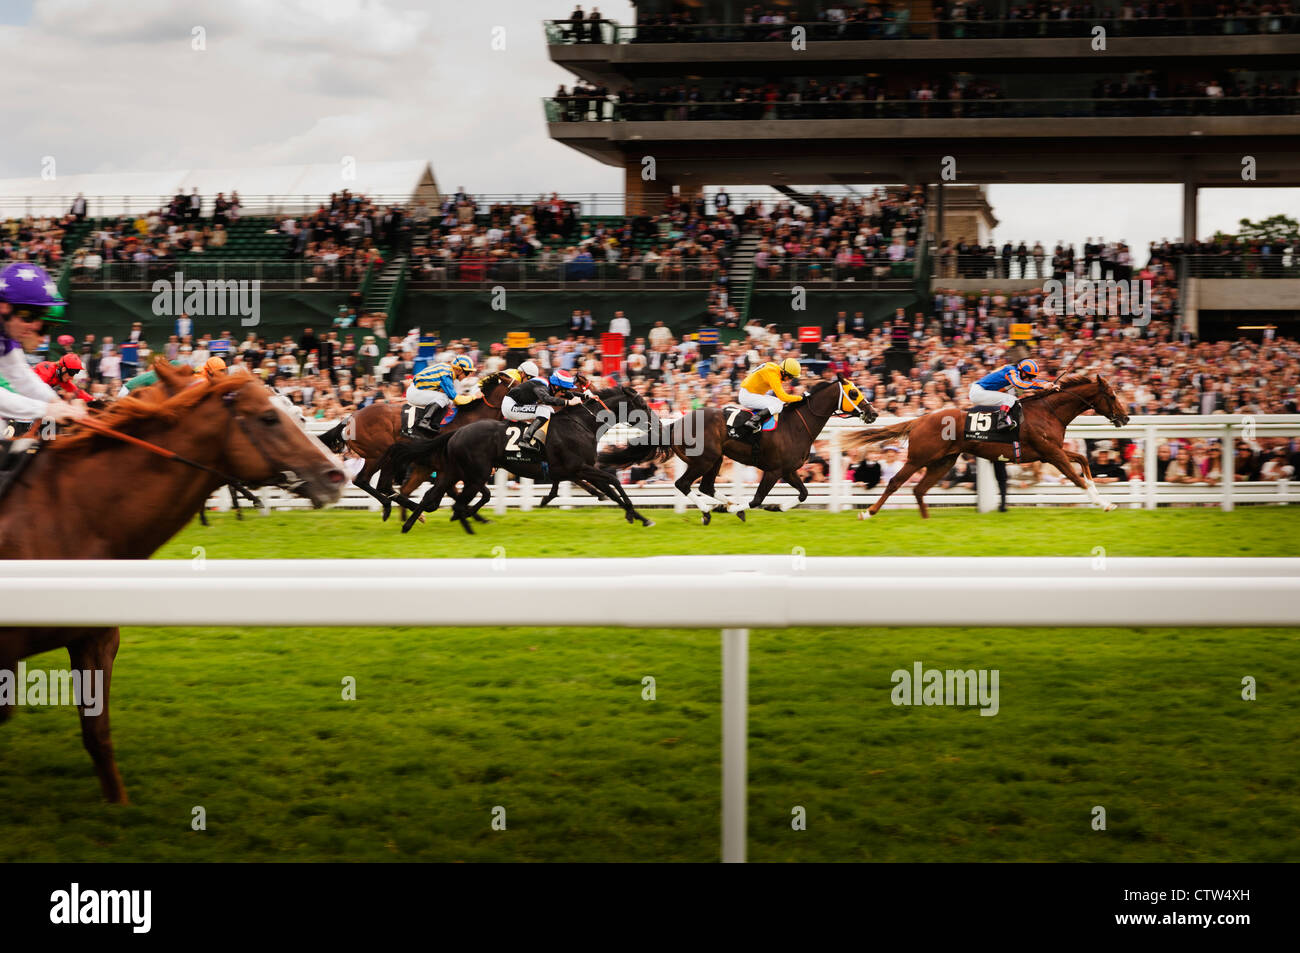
[701,511,712,526]
[763,504,782,513]
[735,510,746,522]
[1103,503,1118,512]
[642,519,655,528]
[857,510,872,520]
[418,514,427,523]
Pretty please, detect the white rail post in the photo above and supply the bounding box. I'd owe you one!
[1145,425,1158,510]
[520,477,534,512]
[559,480,573,510]
[1222,424,1234,512]
[828,430,844,513]
[721,627,749,864]
[976,457,997,513]
[494,468,507,515]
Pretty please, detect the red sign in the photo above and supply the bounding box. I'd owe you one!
[799,326,822,343]
[601,333,625,376]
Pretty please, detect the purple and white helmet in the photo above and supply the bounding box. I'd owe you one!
[0,262,66,308]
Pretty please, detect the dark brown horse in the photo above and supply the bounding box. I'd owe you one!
[0,359,345,802]
[845,373,1131,518]
[598,375,877,523]
[319,371,515,521]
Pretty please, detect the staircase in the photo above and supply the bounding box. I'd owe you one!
[361,256,408,333]
[721,231,763,323]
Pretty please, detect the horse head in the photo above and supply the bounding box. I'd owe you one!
[835,374,879,424]
[219,376,347,507]
[1091,374,1130,428]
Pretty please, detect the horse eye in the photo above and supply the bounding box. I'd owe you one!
[260,411,280,425]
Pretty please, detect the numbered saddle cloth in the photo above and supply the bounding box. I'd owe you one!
[503,421,547,468]
[723,405,776,443]
[965,405,1021,442]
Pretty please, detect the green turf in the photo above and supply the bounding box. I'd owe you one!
[155,505,1300,560]
[2,508,1297,862]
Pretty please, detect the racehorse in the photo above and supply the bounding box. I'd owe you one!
[319,370,515,521]
[597,375,878,523]
[845,373,1130,518]
[0,359,345,803]
[396,386,658,534]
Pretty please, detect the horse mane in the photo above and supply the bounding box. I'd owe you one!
[54,359,251,454]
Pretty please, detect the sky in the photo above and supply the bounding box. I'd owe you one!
[1,0,1296,257]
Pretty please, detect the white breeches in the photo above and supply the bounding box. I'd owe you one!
[969,384,1015,409]
[406,385,450,409]
[738,390,785,415]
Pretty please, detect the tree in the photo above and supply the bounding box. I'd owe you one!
[1212,215,1299,247]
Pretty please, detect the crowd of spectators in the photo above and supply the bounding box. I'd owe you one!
[606,2,1300,42]
[556,70,1298,122]
[408,188,740,285]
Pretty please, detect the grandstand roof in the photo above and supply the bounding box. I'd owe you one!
[0,160,439,218]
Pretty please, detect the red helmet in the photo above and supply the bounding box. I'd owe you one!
[58,353,84,373]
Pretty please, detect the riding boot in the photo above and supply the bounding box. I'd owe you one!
[748,409,772,435]
[994,406,1014,431]
[521,417,546,450]
[412,406,441,439]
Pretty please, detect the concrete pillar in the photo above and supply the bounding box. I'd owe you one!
[624,159,676,214]
[1182,180,1199,243]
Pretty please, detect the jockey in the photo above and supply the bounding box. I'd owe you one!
[0,262,88,432]
[34,353,94,402]
[406,353,474,438]
[118,354,227,397]
[969,358,1054,429]
[738,357,802,434]
[502,360,581,451]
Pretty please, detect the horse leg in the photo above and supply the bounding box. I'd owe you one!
[698,458,742,518]
[865,462,922,517]
[68,627,128,804]
[748,469,781,510]
[451,480,483,534]
[579,464,653,527]
[351,461,394,521]
[401,471,453,533]
[1044,446,1115,511]
[674,457,719,522]
[912,454,958,520]
[537,481,561,508]
[395,465,434,524]
[770,469,810,512]
[469,485,493,522]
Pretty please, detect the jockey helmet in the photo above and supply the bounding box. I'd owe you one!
[780,357,801,378]
[518,360,541,379]
[503,368,522,384]
[1017,358,1041,377]
[550,368,577,390]
[58,353,84,374]
[451,354,475,374]
[203,356,227,377]
[0,262,66,310]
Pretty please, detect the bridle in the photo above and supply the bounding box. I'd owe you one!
[793,378,875,440]
[1042,382,1124,426]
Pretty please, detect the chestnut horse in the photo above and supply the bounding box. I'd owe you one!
[845,373,1130,518]
[0,359,345,802]
[598,375,878,524]
[318,371,514,521]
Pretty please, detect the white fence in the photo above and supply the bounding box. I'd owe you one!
[5,555,1299,862]
[230,414,1300,515]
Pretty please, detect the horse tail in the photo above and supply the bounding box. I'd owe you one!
[318,418,348,453]
[377,432,454,489]
[843,418,918,452]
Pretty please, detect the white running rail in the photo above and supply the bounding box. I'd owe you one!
[4,556,1298,862]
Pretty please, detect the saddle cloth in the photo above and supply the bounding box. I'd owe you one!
[964,406,1021,443]
[503,421,548,468]
[723,405,776,443]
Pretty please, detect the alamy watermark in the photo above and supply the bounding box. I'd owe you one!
[152,270,261,327]
[596,406,704,456]
[891,661,999,716]
[0,663,104,715]
[1044,276,1151,327]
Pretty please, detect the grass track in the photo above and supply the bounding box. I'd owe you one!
[2,507,1297,861]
